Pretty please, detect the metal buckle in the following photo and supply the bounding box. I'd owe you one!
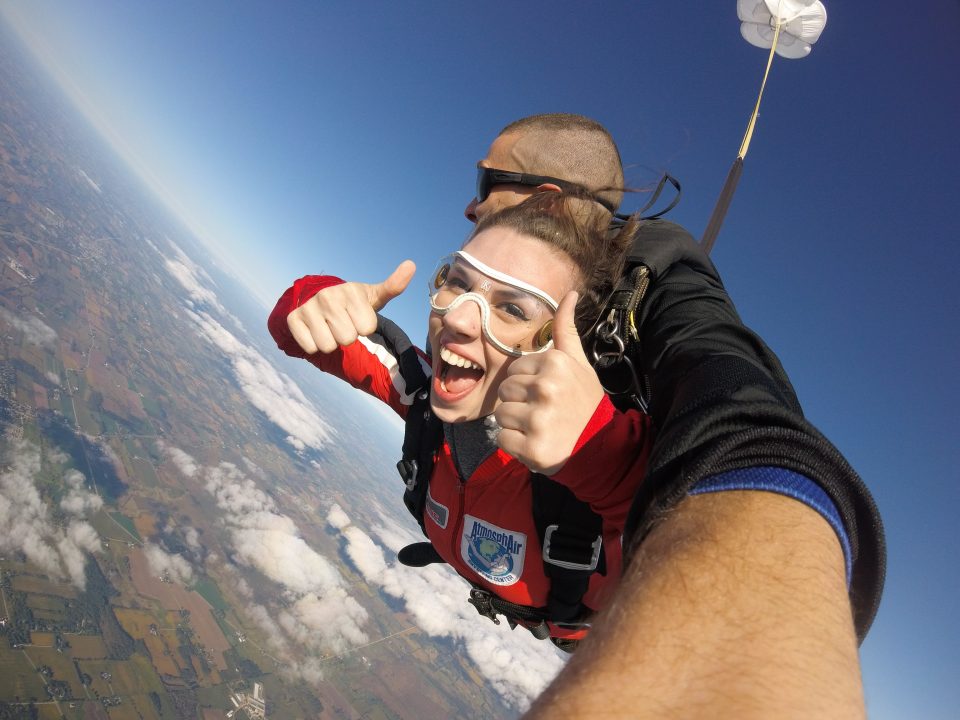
[542,525,602,572]
[467,588,501,625]
[396,458,419,492]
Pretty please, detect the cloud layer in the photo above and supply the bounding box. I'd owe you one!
[0,439,102,589]
[161,439,563,709]
[157,242,335,452]
[327,504,565,709]
[143,542,195,584]
[161,240,230,318]
[162,446,368,667]
[0,307,57,347]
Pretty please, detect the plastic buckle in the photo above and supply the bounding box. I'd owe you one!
[467,588,501,625]
[542,525,602,572]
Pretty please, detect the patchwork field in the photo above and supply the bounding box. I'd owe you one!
[127,548,231,671]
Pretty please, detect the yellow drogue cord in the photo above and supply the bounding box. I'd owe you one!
[738,16,783,160]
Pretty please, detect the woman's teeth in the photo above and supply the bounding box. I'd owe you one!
[440,346,481,370]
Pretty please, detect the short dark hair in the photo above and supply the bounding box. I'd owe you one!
[469,191,635,336]
[498,114,624,224]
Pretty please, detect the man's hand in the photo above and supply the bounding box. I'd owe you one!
[494,291,604,475]
[286,260,415,354]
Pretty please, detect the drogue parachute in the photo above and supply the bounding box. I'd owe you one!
[701,1,828,252]
[738,0,827,59]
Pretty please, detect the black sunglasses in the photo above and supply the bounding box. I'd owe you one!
[475,167,617,214]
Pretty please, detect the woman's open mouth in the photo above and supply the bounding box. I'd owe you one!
[435,346,484,399]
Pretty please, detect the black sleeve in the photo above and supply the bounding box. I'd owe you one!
[622,224,885,642]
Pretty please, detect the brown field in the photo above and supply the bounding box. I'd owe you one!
[12,574,78,598]
[32,381,49,410]
[127,694,163,720]
[29,595,67,622]
[99,704,140,720]
[26,595,66,612]
[37,705,66,720]
[29,631,55,647]
[76,655,164,698]
[67,634,107,659]
[201,709,229,720]
[24,646,84,697]
[114,607,161,639]
[142,634,180,677]
[129,695,163,720]
[133,513,157,539]
[127,548,231,671]
[0,645,47,700]
[78,661,112,698]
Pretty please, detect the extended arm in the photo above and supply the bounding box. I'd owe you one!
[523,491,864,719]
[524,224,883,716]
[267,265,425,415]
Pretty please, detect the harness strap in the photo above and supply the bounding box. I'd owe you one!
[398,388,441,536]
[466,586,591,635]
[375,312,437,537]
[531,473,605,623]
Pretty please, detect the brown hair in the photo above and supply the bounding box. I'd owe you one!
[469,191,637,337]
[498,113,625,228]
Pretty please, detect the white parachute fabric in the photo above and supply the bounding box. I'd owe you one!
[738,0,827,59]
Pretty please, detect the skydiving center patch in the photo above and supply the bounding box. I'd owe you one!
[461,515,526,586]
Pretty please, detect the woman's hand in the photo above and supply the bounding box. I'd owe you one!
[495,292,604,475]
[286,260,415,354]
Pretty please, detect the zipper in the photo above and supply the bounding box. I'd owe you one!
[452,472,466,564]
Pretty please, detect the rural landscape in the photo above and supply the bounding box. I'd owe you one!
[0,18,553,720]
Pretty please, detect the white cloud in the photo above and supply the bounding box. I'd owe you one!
[326,503,351,531]
[76,168,102,194]
[154,240,335,453]
[0,439,102,590]
[331,507,566,709]
[183,307,335,452]
[157,440,199,478]
[161,240,227,314]
[60,469,104,516]
[0,307,57,347]
[162,445,369,670]
[143,542,195,584]
[183,526,202,551]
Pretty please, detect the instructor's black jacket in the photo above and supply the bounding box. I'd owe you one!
[613,220,884,641]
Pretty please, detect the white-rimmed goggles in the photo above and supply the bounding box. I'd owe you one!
[428,251,558,357]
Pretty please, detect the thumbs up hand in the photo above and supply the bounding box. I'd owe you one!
[287,260,416,354]
[494,291,605,475]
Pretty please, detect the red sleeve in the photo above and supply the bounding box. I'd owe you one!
[550,396,653,529]
[268,275,345,359]
[267,275,415,418]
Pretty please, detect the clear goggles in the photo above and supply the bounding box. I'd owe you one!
[428,251,558,357]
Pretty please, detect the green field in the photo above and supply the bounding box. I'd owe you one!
[129,456,160,487]
[108,512,143,543]
[190,578,229,613]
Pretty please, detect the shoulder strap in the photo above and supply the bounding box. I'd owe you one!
[591,218,706,411]
[370,313,442,536]
[398,389,442,535]
[531,473,606,623]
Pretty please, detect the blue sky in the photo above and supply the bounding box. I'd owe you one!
[1,1,957,716]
